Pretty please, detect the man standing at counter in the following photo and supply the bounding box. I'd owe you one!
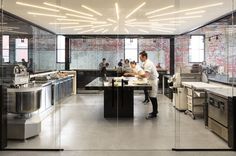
[99,58,106,70]
[139,51,159,119]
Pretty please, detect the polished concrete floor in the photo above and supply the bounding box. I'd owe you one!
[6,92,228,150]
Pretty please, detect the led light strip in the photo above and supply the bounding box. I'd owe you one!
[94,28,104,32]
[66,13,97,20]
[115,3,119,20]
[57,18,104,23]
[149,15,202,21]
[126,2,146,19]
[44,2,93,17]
[148,2,223,18]
[124,28,129,33]
[102,29,108,33]
[125,24,176,30]
[113,26,118,31]
[107,18,117,23]
[138,29,149,33]
[145,5,174,15]
[185,10,205,15]
[16,1,59,12]
[28,12,66,18]
[81,5,103,16]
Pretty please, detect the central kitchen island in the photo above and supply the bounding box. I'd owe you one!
[85,77,152,118]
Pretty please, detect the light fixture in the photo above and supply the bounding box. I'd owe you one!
[170,21,186,24]
[107,18,117,23]
[78,29,94,34]
[145,5,174,15]
[92,24,112,28]
[102,29,108,33]
[113,26,118,31]
[73,28,82,31]
[43,2,93,17]
[16,1,59,12]
[65,13,97,20]
[148,2,223,18]
[81,5,103,16]
[27,12,66,18]
[90,21,107,24]
[94,28,104,32]
[138,29,149,33]
[60,25,93,29]
[185,10,206,15]
[149,15,202,21]
[124,28,129,33]
[49,22,79,25]
[115,3,119,20]
[125,19,137,23]
[125,2,146,19]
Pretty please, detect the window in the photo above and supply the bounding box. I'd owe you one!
[125,38,138,62]
[2,35,10,62]
[57,35,65,63]
[15,38,28,62]
[189,35,204,62]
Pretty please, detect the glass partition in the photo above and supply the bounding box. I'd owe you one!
[174,0,235,150]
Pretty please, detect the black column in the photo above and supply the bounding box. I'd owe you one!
[170,37,175,75]
[65,37,70,70]
[0,85,7,149]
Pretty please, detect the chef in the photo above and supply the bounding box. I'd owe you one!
[139,51,159,119]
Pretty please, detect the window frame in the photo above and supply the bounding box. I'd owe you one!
[2,35,10,63]
[124,38,139,62]
[188,34,205,63]
[56,35,66,63]
[15,38,29,62]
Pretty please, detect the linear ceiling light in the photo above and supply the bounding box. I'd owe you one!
[92,24,112,28]
[113,26,118,31]
[28,12,66,18]
[81,5,103,16]
[185,10,205,15]
[149,15,202,21]
[90,21,107,24]
[73,28,82,31]
[49,22,79,25]
[16,1,59,12]
[148,2,223,18]
[60,25,93,29]
[78,29,94,34]
[94,28,104,32]
[126,2,146,19]
[125,24,176,30]
[102,29,108,33]
[125,19,137,23]
[44,2,93,17]
[57,18,98,23]
[107,18,117,23]
[138,29,149,33]
[151,28,173,33]
[66,13,96,20]
[170,20,186,23]
[145,5,174,15]
[115,3,119,20]
[124,28,129,33]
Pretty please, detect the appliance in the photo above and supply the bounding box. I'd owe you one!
[207,89,236,149]
[1,64,43,140]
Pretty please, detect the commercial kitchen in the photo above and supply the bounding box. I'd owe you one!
[0,0,236,155]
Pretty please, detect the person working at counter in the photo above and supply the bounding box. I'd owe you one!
[123,61,144,77]
[99,58,107,70]
[139,51,159,119]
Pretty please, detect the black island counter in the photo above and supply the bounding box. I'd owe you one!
[85,77,152,118]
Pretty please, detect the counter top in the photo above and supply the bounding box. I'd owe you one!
[205,88,236,98]
[72,69,117,72]
[182,82,227,90]
[208,77,236,86]
[85,77,152,90]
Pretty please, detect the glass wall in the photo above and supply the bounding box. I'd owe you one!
[174,0,236,150]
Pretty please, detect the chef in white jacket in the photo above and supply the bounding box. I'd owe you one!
[139,51,159,119]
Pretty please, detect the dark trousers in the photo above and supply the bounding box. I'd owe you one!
[144,89,149,100]
[150,97,158,115]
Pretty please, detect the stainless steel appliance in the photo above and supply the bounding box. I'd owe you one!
[207,88,236,149]
[2,64,43,140]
